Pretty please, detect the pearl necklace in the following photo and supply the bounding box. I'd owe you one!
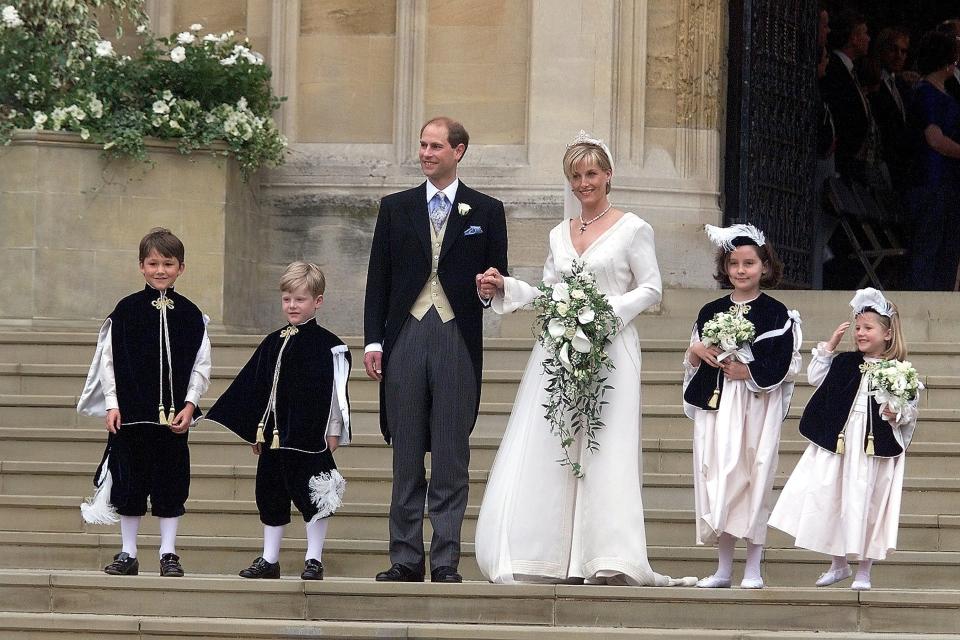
[578,202,613,234]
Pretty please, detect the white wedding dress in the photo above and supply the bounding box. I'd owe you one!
[475,213,687,585]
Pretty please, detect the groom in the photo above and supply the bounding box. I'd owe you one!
[363,117,509,583]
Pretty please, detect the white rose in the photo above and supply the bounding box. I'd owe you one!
[203,33,218,42]
[80,128,90,140]
[170,46,186,63]
[219,55,237,66]
[162,90,173,101]
[136,25,148,34]
[556,303,569,317]
[152,100,169,114]
[577,307,595,325]
[571,328,592,354]
[564,326,577,340]
[570,289,585,300]
[176,31,195,45]
[2,5,23,28]
[190,23,203,31]
[95,40,114,57]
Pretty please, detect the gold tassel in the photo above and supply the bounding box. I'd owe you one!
[835,432,845,455]
[866,434,875,456]
[158,404,168,425]
[270,429,280,450]
[167,408,176,425]
[255,421,265,444]
[707,388,720,409]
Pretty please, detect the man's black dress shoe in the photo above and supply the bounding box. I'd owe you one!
[301,558,324,580]
[159,552,184,577]
[431,566,463,583]
[239,556,281,579]
[104,552,139,576]
[375,562,425,582]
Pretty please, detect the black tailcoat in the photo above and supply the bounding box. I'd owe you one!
[363,181,509,443]
[821,52,871,182]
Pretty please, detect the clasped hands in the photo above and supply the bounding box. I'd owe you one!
[105,403,195,435]
[688,342,751,380]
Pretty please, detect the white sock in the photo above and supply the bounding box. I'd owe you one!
[120,515,141,558]
[855,559,874,581]
[715,532,736,580]
[830,555,850,572]
[744,541,764,582]
[305,517,329,562]
[262,525,285,564]
[158,517,179,557]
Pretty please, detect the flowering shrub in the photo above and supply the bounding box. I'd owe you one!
[0,1,286,179]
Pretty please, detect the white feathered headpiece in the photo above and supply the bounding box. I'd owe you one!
[849,287,895,317]
[704,224,766,251]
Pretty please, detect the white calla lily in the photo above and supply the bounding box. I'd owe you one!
[571,328,592,353]
[552,282,570,302]
[547,318,566,339]
[577,307,595,324]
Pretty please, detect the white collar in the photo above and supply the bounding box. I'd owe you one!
[833,50,854,73]
[426,178,459,204]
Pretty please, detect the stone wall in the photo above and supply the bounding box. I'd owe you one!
[0,132,258,331]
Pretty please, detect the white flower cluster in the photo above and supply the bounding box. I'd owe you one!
[220,42,263,66]
[860,359,922,416]
[1,4,23,28]
[540,276,603,373]
[95,40,114,57]
[701,311,756,353]
[217,98,265,142]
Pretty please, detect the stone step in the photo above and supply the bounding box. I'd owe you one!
[1,570,958,634]
[4,398,960,444]
[0,493,955,554]
[4,363,960,408]
[3,612,953,640]
[3,330,960,374]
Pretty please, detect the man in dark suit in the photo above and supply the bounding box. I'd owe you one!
[871,27,912,190]
[363,117,508,583]
[822,9,873,184]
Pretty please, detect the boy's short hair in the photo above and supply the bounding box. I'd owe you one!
[280,261,326,297]
[139,227,185,263]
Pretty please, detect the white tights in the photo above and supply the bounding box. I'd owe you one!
[713,533,764,581]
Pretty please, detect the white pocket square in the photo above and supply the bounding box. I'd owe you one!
[464,225,483,236]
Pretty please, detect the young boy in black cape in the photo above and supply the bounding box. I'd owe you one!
[204,261,351,580]
[78,227,213,578]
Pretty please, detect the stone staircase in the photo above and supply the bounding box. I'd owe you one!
[1,289,959,638]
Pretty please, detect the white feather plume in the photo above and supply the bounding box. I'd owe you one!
[705,224,766,251]
[849,287,894,317]
[308,470,347,522]
[80,458,119,525]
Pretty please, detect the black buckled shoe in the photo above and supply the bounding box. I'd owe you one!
[159,553,184,577]
[375,562,425,582]
[430,565,463,583]
[301,558,324,580]
[104,552,139,576]
[239,556,280,579]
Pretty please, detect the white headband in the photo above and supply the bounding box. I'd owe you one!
[850,288,895,317]
[704,224,766,251]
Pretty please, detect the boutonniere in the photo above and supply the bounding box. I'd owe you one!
[457,203,471,216]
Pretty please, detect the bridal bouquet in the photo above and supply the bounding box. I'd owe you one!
[532,260,620,478]
[860,359,922,420]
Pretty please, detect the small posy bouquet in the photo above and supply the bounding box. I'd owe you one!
[532,260,620,478]
[700,309,756,408]
[860,359,922,420]
[701,311,756,355]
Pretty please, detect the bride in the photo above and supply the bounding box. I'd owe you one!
[474,131,691,586]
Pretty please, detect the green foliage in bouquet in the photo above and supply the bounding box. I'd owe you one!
[0,1,286,179]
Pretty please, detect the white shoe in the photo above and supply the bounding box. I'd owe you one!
[740,577,764,589]
[696,574,732,588]
[851,578,871,591]
[815,566,853,587]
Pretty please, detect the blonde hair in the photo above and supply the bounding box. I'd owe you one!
[856,303,907,361]
[562,144,613,194]
[280,261,325,297]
